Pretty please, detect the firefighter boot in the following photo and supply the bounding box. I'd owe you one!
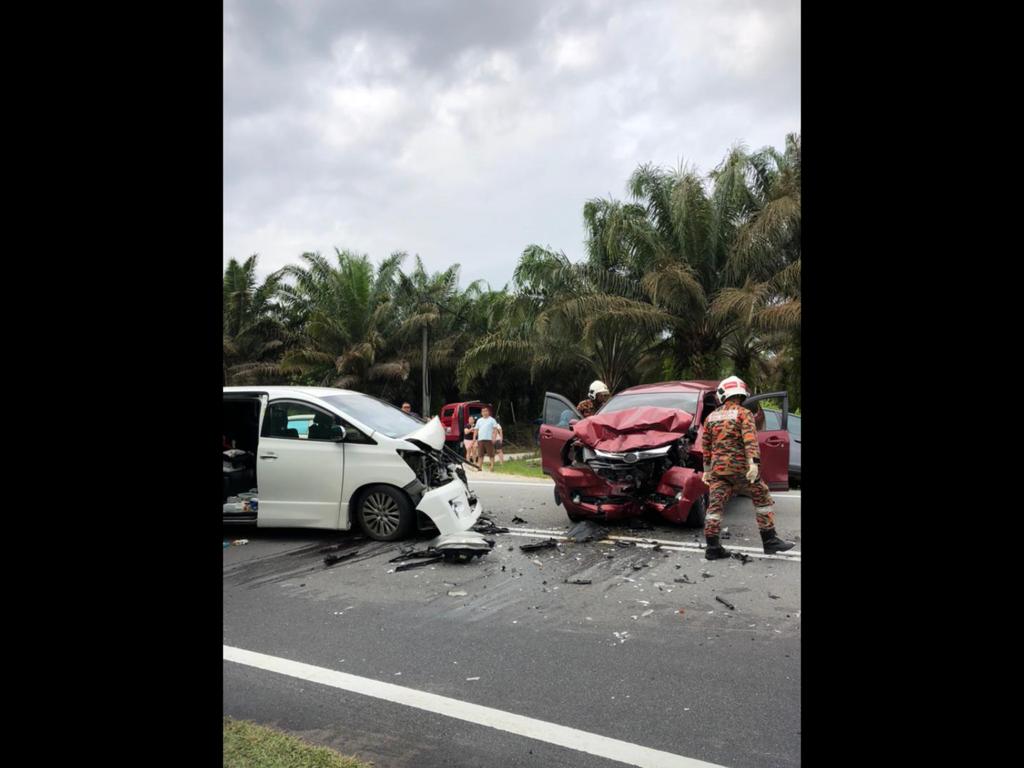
[760,527,795,554]
[705,535,730,560]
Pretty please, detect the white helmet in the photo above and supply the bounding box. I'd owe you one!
[588,380,610,399]
[716,375,749,404]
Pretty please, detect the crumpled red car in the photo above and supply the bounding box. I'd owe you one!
[572,407,694,452]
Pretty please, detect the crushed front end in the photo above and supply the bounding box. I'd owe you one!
[554,406,708,526]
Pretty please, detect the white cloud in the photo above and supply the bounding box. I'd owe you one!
[223,0,801,288]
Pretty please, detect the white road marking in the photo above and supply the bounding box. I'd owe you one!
[224,645,728,768]
[471,480,554,487]
[472,480,801,501]
[504,528,800,563]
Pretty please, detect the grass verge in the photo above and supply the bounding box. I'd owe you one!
[487,454,545,479]
[223,717,372,768]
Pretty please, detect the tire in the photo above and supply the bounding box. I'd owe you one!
[685,493,707,529]
[355,485,415,541]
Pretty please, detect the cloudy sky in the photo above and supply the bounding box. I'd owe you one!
[224,0,800,289]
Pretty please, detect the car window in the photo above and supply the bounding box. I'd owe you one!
[599,392,699,415]
[264,402,343,441]
[788,414,800,439]
[321,393,423,438]
[544,395,576,426]
[468,406,484,420]
[762,408,782,431]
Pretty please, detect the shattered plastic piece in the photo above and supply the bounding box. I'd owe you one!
[511,516,529,524]
[768,593,781,599]
[447,590,468,597]
[566,578,592,585]
[732,552,751,564]
[519,538,559,552]
[674,575,695,584]
[715,596,736,610]
[472,515,509,534]
[641,609,654,617]
[231,539,249,546]
[564,520,609,543]
[701,572,714,579]
[324,550,360,567]
[465,677,480,681]
[632,564,643,571]
[395,556,444,571]
[615,540,634,549]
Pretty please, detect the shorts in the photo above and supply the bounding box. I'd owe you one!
[463,440,474,453]
[477,439,495,458]
[494,439,503,450]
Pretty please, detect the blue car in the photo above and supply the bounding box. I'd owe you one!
[763,409,801,485]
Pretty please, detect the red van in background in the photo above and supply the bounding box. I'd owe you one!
[440,401,492,455]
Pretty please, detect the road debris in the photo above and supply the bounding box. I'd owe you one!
[768,593,781,599]
[519,538,559,552]
[732,552,751,564]
[447,590,468,597]
[566,578,592,585]
[615,540,634,548]
[323,550,360,567]
[231,539,249,546]
[632,564,643,571]
[721,527,731,540]
[472,516,509,534]
[465,677,480,681]
[564,520,609,542]
[715,596,736,610]
[701,572,714,579]
[394,556,444,571]
[674,575,695,584]
[511,515,529,524]
[641,609,654,617]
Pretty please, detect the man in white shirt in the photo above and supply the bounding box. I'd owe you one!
[474,407,499,471]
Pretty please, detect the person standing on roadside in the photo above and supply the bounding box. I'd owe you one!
[701,375,796,560]
[494,423,506,464]
[463,415,478,465]
[474,407,500,471]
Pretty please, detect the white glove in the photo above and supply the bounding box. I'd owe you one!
[746,463,759,483]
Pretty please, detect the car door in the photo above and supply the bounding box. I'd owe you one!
[540,392,579,476]
[741,391,790,491]
[257,399,346,528]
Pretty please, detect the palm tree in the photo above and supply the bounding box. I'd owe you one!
[277,249,410,393]
[394,256,486,416]
[223,255,289,384]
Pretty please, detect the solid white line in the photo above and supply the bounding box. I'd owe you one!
[471,480,554,487]
[503,529,801,563]
[224,645,728,768]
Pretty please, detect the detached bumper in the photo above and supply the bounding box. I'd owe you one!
[415,479,482,536]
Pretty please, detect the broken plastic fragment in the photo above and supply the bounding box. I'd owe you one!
[447,590,468,597]
[519,538,559,552]
[715,595,736,610]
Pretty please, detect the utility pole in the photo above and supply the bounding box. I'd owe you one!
[421,325,430,417]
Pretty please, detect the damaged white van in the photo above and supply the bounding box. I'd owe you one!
[223,387,483,542]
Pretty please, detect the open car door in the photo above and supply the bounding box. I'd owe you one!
[742,391,790,491]
[540,392,579,477]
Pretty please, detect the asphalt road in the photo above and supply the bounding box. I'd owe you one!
[224,477,801,768]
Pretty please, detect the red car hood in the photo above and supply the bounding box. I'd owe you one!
[572,407,694,452]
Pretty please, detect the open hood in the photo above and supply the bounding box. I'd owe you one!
[573,406,694,452]
[402,415,446,452]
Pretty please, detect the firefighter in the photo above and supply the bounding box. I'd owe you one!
[701,375,795,559]
[577,380,611,418]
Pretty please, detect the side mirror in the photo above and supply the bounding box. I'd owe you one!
[330,425,347,442]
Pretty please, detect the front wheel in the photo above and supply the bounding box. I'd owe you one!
[685,494,707,529]
[355,485,414,541]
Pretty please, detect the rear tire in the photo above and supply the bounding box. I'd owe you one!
[685,494,707,529]
[355,485,414,541]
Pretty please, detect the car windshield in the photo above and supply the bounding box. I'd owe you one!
[320,393,424,438]
[599,392,699,415]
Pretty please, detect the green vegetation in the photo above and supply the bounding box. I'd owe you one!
[225,134,801,415]
[223,718,371,768]
[489,455,546,478]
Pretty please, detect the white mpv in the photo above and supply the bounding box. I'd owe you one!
[223,387,483,541]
